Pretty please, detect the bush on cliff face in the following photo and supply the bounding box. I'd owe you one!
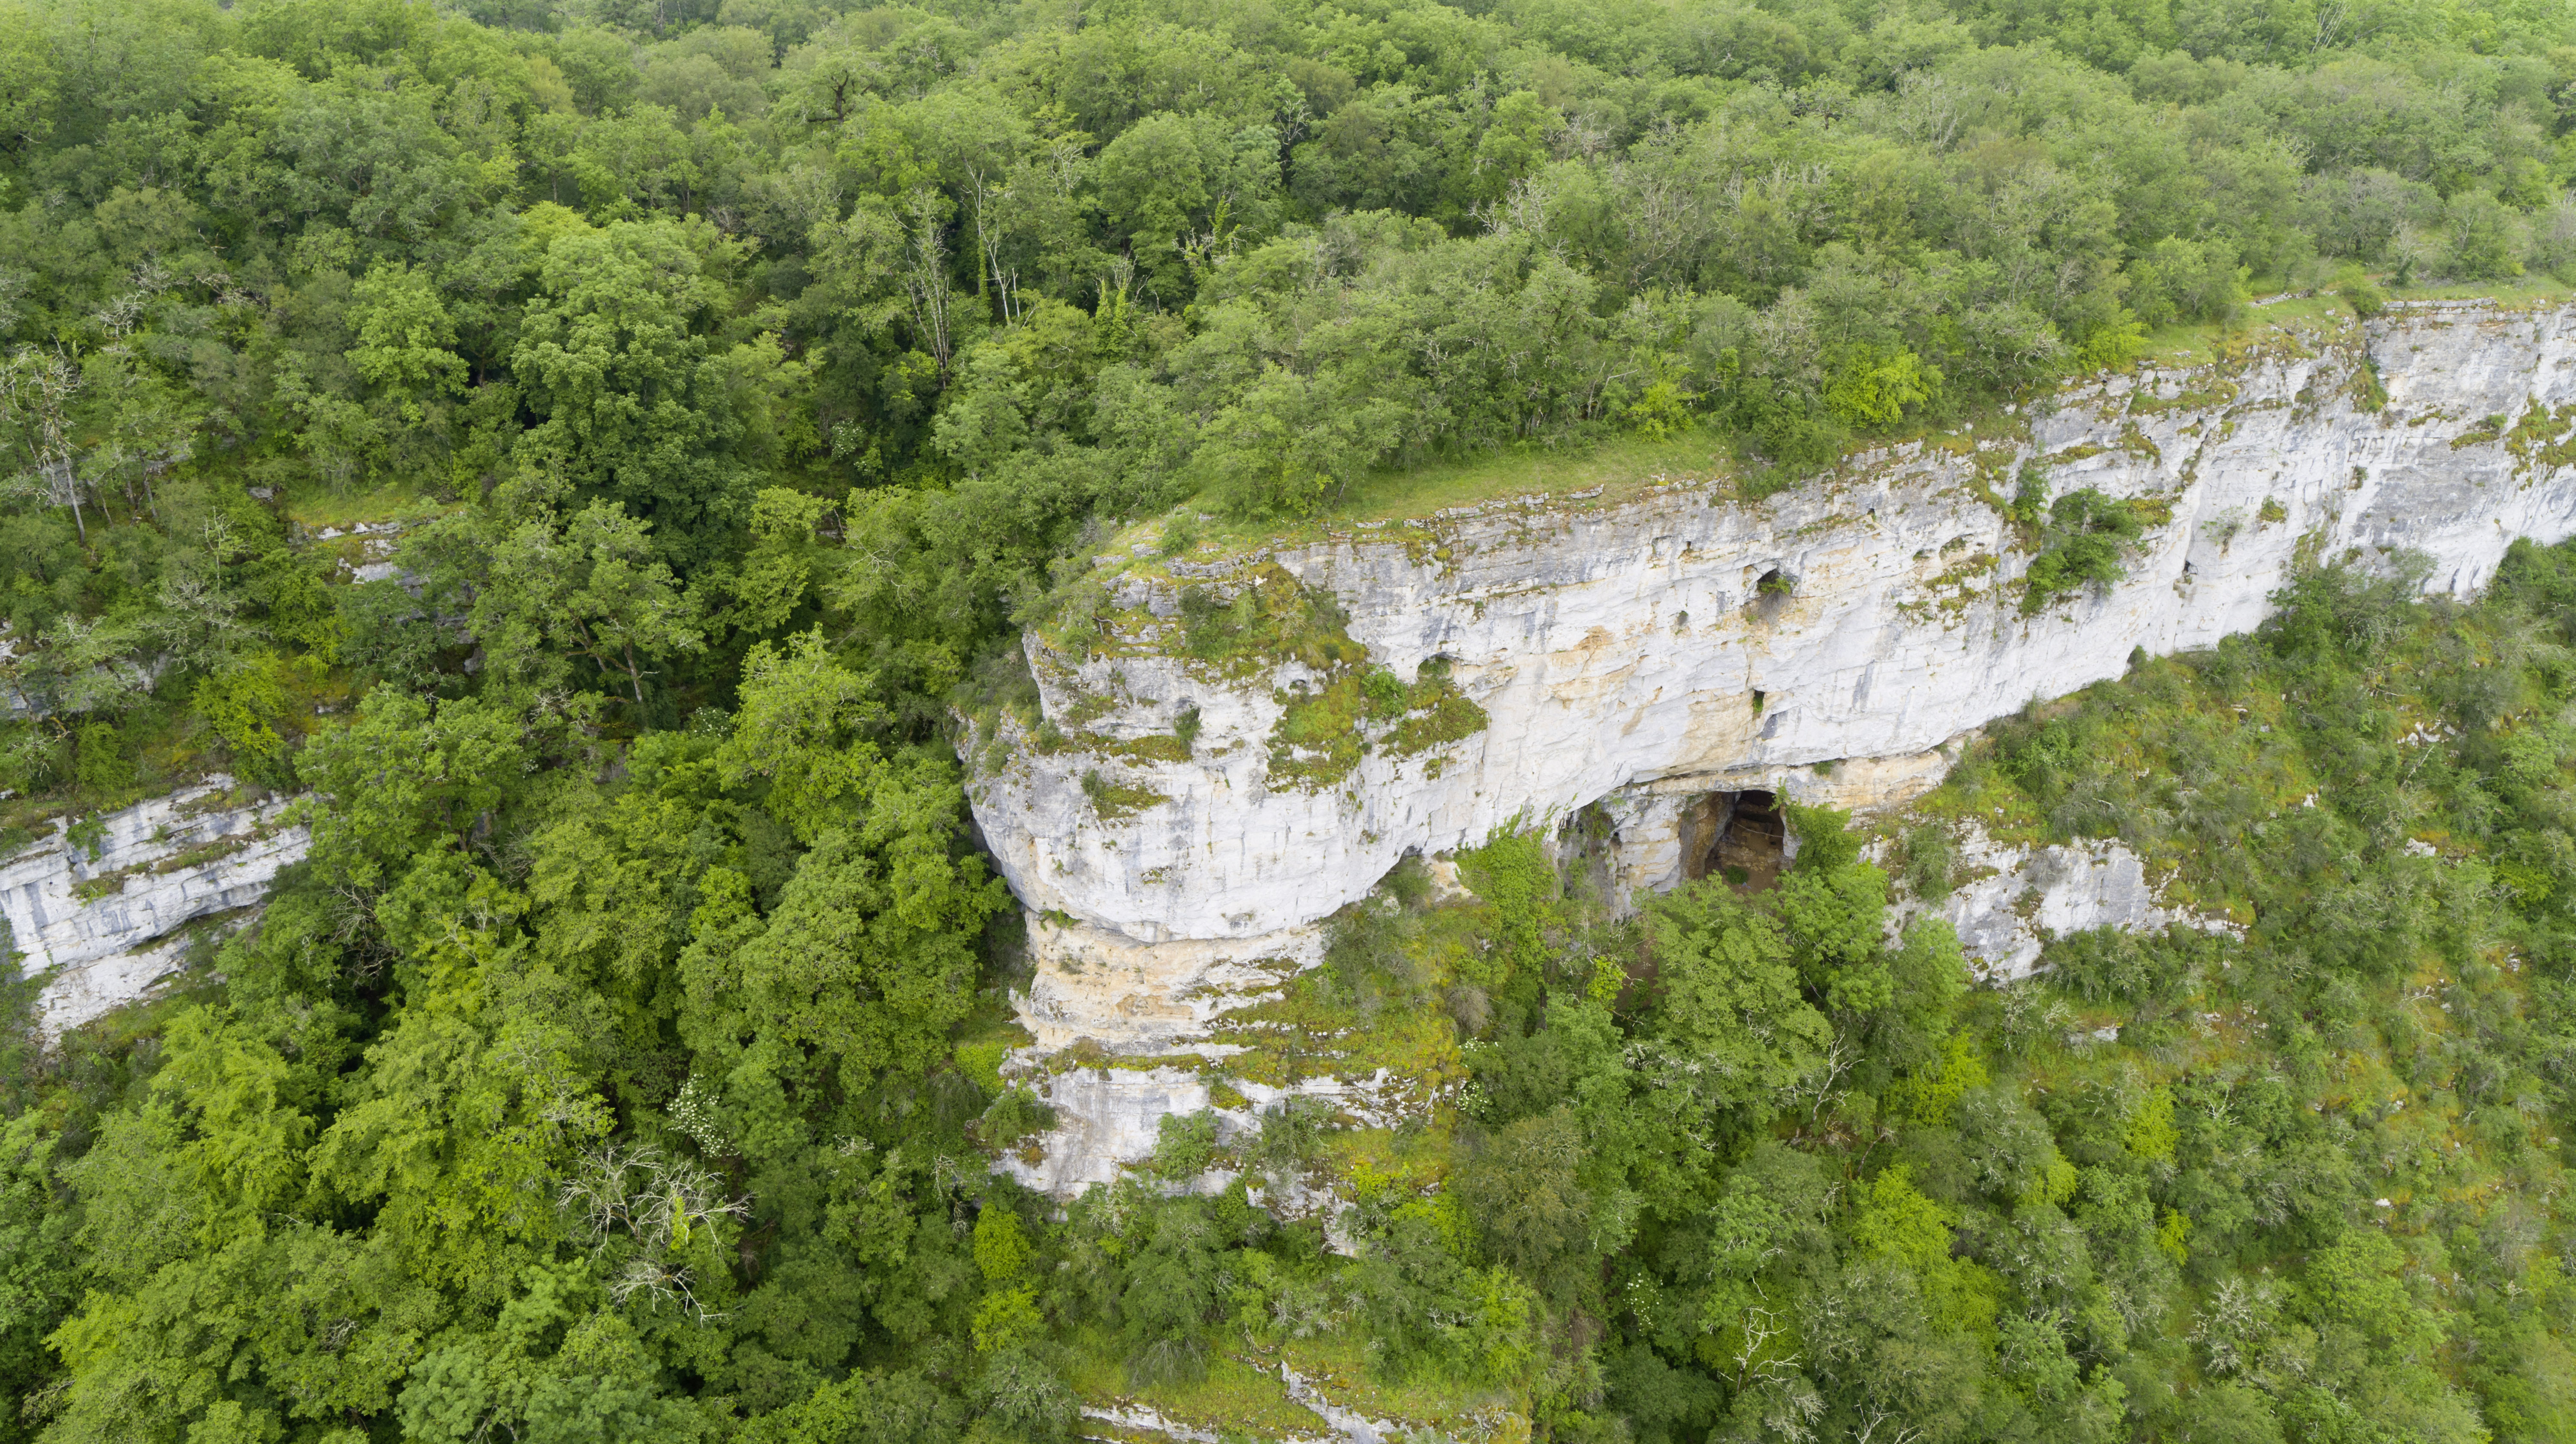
[2021,487,2154,613]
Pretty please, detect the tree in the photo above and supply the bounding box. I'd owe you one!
[1456,1106,1589,1277]
[394,1262,699,1444]
[724,486,833,636]
[1194,363,1408,520]
[735,1369,963,1444]
[481,497,704,704]
[687,754,1001,1073]
[292,688,527,890]
[0,1111,81,1442]
[0,348,87,541]
[511,217,803,569]
[712,627,884,830]
[1645,882,1833,1116]
[349,259,467,463]
[0,14,59,166]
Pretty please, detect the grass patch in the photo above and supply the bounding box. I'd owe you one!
[2509,400,2576,476]
[1079,768,1167,822]
[1277,1334,1523,1438]
[1067,731,1195,765]
[281,481,447,532]
[1214,980,1463,1096]
[1059,1327,1327,1438]
[1206,893,1480,1100]
[1265,660,1489,792]
[1329,431,1739,524]
[2388,273,2576,307]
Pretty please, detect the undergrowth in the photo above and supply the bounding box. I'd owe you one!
[1070,539,2576,1444]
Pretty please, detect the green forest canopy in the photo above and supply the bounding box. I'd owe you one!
[9,0,2576,1439]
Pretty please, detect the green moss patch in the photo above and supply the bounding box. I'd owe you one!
[1266,659,1489,793]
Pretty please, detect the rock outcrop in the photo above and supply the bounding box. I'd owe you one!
[1912,823,2242,983]
[970,299,2576,1188]
[2,776,309,1035]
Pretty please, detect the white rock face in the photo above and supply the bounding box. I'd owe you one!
[1018,915,1323,1058]
[1010,914,1433,1192]
[978,301,2576,948]
[1917,823,2239,982]
[298,518,413,585]
[972,300,2576,1187]
[2,776,309,1035]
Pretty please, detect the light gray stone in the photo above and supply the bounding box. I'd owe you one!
[971,300,2576,1189]
[3,775,309,1036]
[1919,823,2239,982]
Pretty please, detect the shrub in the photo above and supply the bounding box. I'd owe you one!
[1247,1095,1335,1185]
[72,722,132,795]
[1993,713,2081,797]
[193,651,325,780]
[2008,465,2051,530]
[1150,1110,1218,1179]
[2258,563,2424,666]
[1454,827,1557,991]
[2022,489,2149,614]
[979,1088,1058,1149]
[2128,235,2248,328]
[2442,190,2528,282]
[0,724,64,798]
[1785,800,1863,874]
[2044,925,2206,1005]
[1901,823,1956,899]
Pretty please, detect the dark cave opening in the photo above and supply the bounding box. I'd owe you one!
[1679,789,1787,892]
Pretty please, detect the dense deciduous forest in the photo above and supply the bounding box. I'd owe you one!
[9,0,2576,1439]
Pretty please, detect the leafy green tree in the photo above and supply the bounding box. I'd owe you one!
[714,627,886,841]
[1194,362,1411,520]
[689,774,999,1073]
[1457,1105,1589,1277]
[395,1261,705,1444]
[0,1111,80,1444]
[481,497,704,705]
[722,487,832,637]
[292,688,527,890]
[511,217,804,569]
[1645,882,1832,1116]
[735,1368,963,1444]
[2304,1230,2444,1359]
[349,259,467,471]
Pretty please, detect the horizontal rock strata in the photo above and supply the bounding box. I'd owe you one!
[2,776,309,1035]
[972,299,2576,1188]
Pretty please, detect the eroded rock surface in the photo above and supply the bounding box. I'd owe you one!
[979,302,2576,949]
[972,300,2576,1187]
[1916,823,2240,982]
[2,776,309,1035]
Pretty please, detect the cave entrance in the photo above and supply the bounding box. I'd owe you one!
[1681,790,1787,893]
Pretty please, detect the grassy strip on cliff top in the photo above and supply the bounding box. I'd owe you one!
[1107,280,2555,575]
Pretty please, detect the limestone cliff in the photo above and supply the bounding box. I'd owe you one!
[968,298,2576,1188]
[2,776,309,1035]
